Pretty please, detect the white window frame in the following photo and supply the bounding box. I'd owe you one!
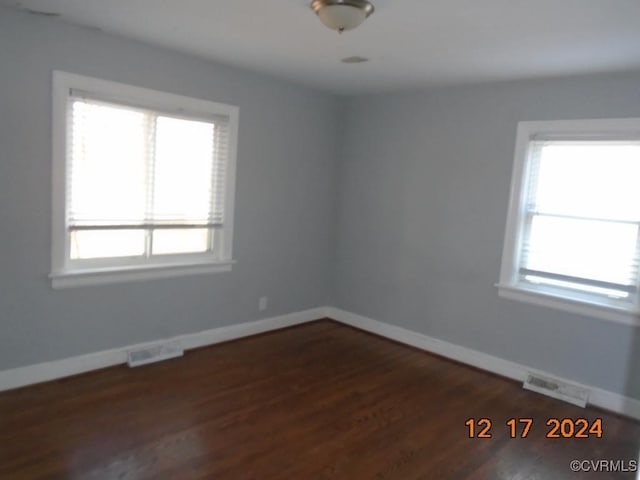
[50,71,239,288]
[497,118,640,327]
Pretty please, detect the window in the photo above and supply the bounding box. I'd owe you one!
[498,119,640,326]
[51,72,238,288]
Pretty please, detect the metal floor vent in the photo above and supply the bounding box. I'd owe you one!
[127,341,183,367]
[523,372,589,408]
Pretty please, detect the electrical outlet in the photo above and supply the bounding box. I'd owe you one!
[259,296,268,311]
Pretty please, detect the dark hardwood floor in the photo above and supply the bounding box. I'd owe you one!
[0,320,638,479]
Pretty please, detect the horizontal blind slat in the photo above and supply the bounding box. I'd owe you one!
[520,268,637,294]
[69,223,223,231]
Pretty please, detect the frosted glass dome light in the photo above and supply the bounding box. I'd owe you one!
[311,0,375,33]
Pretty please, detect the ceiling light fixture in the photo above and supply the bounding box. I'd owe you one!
[341,56,369,64]
[310,0,375,33]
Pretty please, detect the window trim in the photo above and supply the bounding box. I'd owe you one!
[51,71,239,288]
[497,118,640,327]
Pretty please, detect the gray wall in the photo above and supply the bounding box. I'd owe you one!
[2,7,638,402]
[0,8,340,369]
[334,71,640,400]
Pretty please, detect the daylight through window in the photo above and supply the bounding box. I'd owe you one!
[498,120,640,324]
[51,72,238,287]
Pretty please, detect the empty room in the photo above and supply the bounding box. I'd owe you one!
[1,1,639,478]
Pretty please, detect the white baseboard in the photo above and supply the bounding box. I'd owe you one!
[0,307,328,392]
[3,305,638,421]
[326,307,640,421]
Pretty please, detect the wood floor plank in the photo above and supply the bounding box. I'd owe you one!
[0,320,638,479]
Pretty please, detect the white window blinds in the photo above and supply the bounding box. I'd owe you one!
[67,94,230,259]
[520,139,640,302]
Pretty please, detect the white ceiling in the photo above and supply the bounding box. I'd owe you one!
[4,0,640,94]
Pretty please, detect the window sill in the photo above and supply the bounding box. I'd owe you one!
[496,283,640,327]
[50,260,235,289]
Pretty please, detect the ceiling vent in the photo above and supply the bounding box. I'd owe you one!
[342,56,369,64]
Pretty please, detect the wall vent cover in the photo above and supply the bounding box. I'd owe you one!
[127,341,183,367]
[523,372,589,407]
